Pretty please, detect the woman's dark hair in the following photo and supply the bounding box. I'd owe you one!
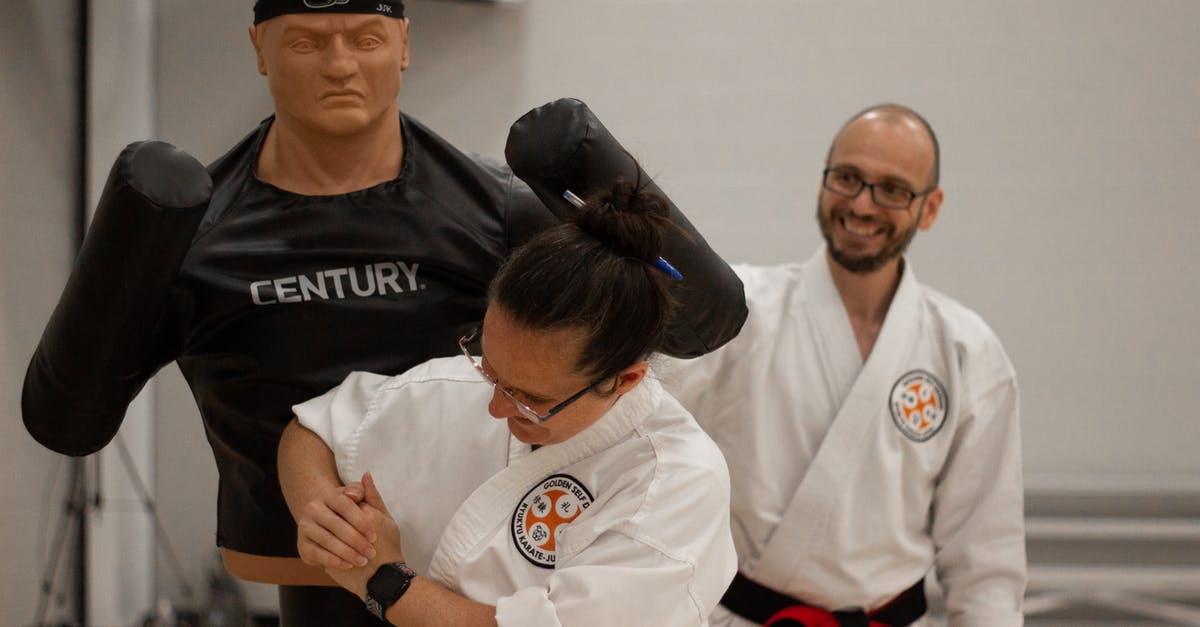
[489,165,676,382]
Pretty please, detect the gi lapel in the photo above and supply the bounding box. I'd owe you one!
[426,378,662,589]
[749,254,923,593]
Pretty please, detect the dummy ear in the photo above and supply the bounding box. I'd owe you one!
[249,25,267,76]
[918,188,943,231]
[397,18,411,71]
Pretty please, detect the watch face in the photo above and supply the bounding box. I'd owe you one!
[366,562,416,617]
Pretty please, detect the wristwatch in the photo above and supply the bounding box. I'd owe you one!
[365,561,417,621]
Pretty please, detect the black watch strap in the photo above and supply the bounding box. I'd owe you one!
[365,561,417,621]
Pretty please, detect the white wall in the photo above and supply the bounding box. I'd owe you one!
[1,2,81,625]
[3,0,1193,618]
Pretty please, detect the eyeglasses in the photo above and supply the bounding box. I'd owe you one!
[822,168,934,211]
[458,327,607,424]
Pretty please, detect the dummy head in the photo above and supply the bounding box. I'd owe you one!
[817,104,944,274]
[248,0,410,137]
[459,166,676,445]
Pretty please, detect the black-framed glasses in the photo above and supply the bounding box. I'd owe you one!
[458,327,608,425]
[822,168,934,211]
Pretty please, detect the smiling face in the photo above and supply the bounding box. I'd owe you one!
[478,305,646,446]
[249,13,409,137]
[817,113,943,274]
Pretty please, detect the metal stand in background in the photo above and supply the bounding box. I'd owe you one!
[33,457,90,627]
[31,1,92,622]
[31,436,198,627]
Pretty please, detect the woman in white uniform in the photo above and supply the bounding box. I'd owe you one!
[277,170,738,626]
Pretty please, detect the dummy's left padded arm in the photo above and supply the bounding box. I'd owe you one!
[22,140,211,456]
[505,98,747,358]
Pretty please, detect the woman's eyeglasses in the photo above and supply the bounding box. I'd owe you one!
[458,327,608,424]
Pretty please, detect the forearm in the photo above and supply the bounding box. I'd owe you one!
[384,577,497,627]
[277,417,343,519]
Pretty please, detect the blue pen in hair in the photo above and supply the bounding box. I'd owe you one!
[561,189,683,281]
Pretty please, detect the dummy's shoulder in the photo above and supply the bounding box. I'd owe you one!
[205,117,269,184]
[194,117,271,233]
[402,113,553,245]
[402,113,511,182]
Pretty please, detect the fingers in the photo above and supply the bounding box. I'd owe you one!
[361,471,389,513]
[296,520,368,570]
[294,491,378,569]
[326,488,377,543]
[342,481,365,502]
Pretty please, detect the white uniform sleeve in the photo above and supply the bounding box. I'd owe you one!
[931,341,1027,626]
[496,440,736,627]
[495,531,713,627]
[292,370,392,484]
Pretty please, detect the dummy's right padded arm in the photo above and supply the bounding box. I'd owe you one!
[505,98,748,358]
[22,141,211,456]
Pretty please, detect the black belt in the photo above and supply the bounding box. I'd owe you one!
[720,572,927,626]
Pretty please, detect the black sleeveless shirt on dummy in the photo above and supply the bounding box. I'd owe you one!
[164,114,555,556]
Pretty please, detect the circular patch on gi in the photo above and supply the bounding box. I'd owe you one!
[889,370,949,442]
[511,474,594,569]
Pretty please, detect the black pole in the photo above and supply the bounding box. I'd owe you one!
[74,0,89,625]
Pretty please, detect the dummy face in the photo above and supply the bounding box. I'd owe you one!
[477,305,646,446]
[249,14,410,137]
[817,113,943,274]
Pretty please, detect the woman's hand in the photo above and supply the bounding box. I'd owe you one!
[325,472,407,599]
[294,480,378,570]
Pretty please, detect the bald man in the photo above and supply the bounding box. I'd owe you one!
[668,105,1026,626]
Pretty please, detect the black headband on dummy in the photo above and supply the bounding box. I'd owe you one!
[254,0,404,24]
[505,98,685,279]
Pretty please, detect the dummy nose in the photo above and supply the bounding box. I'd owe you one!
[320,37,358,79]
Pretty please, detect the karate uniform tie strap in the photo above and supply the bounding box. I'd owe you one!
[720,572,927,627]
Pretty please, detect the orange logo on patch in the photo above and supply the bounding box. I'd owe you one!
[511,474,594,568]
[888,370,948,442]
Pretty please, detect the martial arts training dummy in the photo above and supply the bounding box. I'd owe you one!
[21,1,747,623]
[281,162,738,626]
[668,105,1026,626]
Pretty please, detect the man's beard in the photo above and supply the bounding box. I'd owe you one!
[817,203,920,274]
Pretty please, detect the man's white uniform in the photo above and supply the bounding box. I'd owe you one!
[668,246,1025,626]
[294,357,738,627]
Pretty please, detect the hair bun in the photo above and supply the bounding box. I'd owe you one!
[575,171,671,263]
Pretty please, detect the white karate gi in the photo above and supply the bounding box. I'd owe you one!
[665,246,1025,626]
[294,357,738,627]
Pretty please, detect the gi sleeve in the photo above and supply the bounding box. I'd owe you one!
[495,435,737,627]
[292,370,392,484]
[495,532,715,627]
[931,339,1027,626]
